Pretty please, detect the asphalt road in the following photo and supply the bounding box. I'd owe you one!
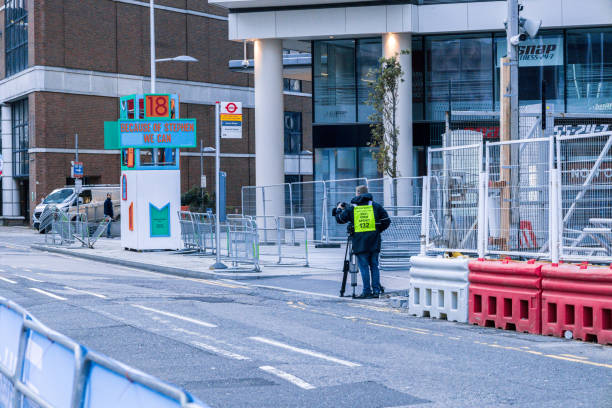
[0,232,611,407]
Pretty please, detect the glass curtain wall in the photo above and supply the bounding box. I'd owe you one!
[426,35,494,120]
[313,38,383,123]
[313,40,356,123]
[356,39,383,122]
[5,0,28,76]
[566,28,612,114]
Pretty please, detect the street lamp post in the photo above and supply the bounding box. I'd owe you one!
[212,102,227,269]
[149,0,197,93]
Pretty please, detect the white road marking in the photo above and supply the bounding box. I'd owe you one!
[259,365,316,390]
[64,286,107,299]
[191,341,250,361]
[0,276,17,284]
[131,304,217,328]
[16,275,44,283]
[30,288,67,301]
[249,336,360,367]
[23,269,32,272]
[249,284,345,300]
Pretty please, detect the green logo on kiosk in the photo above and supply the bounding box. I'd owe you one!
[149,203,170,237]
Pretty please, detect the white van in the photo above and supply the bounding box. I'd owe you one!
[32,185,120,230]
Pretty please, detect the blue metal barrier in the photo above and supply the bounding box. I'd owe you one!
[0,297,208,408]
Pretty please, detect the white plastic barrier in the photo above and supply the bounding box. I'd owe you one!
[408,255,470,323]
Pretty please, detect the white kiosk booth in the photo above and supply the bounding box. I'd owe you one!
[104,94,196,251]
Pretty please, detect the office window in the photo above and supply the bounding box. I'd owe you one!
[495,32,565,110]
[284,112,302,154]
[5,0,28,76]
[314,40,356,123]
[357,39,383,122]
[12,98,28,177]
[283,78,302,93]
[426,36,494,120]
[566,28,612,114]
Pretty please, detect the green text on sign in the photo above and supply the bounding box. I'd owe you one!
[354,205,376,233]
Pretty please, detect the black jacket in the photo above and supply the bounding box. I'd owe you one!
[335,193,390,254]
[104,198,114,218]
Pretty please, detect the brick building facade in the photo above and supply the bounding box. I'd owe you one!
[0,0,312,222]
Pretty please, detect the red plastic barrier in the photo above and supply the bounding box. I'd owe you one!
[468,259,543,334]
[541,264,612,345]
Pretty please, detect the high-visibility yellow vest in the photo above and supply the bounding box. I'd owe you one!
[353,205,376,233]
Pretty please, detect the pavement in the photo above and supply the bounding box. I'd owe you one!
[23,226,412,296]
[0,226,611,407]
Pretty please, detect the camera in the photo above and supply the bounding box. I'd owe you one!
[331,202,347,217]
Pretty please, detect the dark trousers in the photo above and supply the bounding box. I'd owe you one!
[355,251,381,295]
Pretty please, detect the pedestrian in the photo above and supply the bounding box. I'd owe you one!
[334,185,390,298]
[104,193,114,238]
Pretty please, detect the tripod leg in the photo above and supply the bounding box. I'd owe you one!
[339,237,351,297]
[340,265,348,297]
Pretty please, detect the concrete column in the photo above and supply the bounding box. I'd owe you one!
[383,33,413,208]
[254,39,285,221]
[1,104,19,217]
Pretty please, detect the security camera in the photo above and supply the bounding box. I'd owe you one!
[521,17,541,39]
[510,33,527,46]
[241,59,250,68]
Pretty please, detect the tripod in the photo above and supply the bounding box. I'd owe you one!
[339,235,358,298]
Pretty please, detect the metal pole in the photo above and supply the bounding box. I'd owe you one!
[200,139,204,210]
[149,0,156,93]
[75,133,79,218]
[507,0,519,141]
[213,102,227,269]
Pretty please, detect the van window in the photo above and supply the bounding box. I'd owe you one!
[79,190,92,204]
[43,189,73,204]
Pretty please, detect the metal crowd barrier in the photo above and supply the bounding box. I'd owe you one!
[275,216,309,267]
[0,297,208,408]
[43,210,110,249]
[380,215,422,271]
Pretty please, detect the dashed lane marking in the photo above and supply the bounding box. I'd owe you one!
[30,287,67,301]
[16,275,44,283]
[0,276,17,284]
[249,336,360,367]
[560,354,588,360]
[259,366,315,390]
[131,304,217,328]
[367,322,429,335]
[64,286,107,299]
[191,341,250,361]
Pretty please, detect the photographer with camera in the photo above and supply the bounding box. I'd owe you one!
[332,185,390,298]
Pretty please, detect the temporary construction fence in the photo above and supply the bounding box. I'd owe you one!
[0,296,207,408]
[557,131,612,262]
[241,176,424,245]
[421,111,612,264]
[484,137,553,259]
[379,216,422,271]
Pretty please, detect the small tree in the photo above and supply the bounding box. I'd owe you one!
[365,51,409,180]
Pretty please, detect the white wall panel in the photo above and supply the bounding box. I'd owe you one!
[386,5,403,33]
[235,11,276,39]
[562,0,612,27]
[276,7,345,38]
[520,0,563,28]
[418,3,468,33]
[346,6,386,35]
[467,2,506,31]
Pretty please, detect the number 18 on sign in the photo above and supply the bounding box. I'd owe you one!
[220,102,242,139]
